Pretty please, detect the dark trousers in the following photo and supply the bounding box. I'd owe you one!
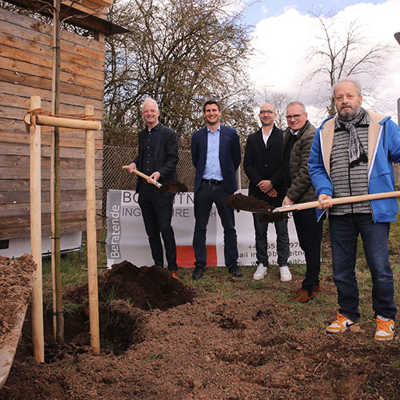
[329,214,397,322]
[138,186,177,270]
[293,208,323,291]
[193,181,238,269]
[253,213,289,267]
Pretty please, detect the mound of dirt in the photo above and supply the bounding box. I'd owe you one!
[0,255,36,347]
[42,261,196,355]
[66,261,195,311]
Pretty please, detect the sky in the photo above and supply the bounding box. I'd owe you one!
[240,0,400,125]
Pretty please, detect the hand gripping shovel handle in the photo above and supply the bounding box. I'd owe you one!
[122,166,162,189]
[273,191,400,213]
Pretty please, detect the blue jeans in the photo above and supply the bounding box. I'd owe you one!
[193,181,238,269]
[253,213,289,267]
[329,214,397,322]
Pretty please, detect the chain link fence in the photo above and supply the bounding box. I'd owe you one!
[102,145,250,220]
[103,145,196,191]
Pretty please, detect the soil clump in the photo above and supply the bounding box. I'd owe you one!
[0,255,36,347]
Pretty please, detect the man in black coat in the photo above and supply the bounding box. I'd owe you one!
[123,97,179,279]
[244,103,291,282]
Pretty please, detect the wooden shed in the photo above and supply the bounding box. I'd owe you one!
[0,0,124,246]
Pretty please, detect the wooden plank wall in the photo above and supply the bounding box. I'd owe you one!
[63,0,112,19]
[0,7,104,240]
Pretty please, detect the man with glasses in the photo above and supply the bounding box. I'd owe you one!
[244,103,291,282]
[282,101,323,302]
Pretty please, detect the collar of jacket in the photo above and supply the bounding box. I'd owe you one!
[318,109,387,176]
[292,120,310,137]
[257,123,281,136]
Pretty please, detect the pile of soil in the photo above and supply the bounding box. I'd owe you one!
[66,260,195,311]
[0,255,36,347]
[60,261,195,355]
[1,263,399,400]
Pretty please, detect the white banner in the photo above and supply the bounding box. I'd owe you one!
[106,189,305,268]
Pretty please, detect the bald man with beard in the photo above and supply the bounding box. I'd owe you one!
[244,103,291,282]
[309,79,400,341]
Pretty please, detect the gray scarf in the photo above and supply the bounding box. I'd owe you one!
[337,108,368,167]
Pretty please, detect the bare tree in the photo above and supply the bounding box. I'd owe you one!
[308,17,389,115]
[104,0,257,147]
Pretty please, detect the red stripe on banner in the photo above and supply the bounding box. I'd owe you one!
[176,245,217,267]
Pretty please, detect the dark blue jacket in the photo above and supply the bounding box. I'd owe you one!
[191,125,241,194]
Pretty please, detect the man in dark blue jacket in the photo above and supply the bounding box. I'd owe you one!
[191,100,241,280]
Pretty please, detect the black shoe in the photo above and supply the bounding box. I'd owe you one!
[229,265,242,278]
[192,267,205,280]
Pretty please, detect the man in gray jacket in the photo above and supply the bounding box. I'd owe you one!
[282,101,323,302]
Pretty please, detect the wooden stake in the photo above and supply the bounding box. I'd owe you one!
[50,0,60,343]
[85,104,100,354]
[52,0,64,344]
[30,96,45,363]
[24,113,101,131]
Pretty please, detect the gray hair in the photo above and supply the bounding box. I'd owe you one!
[141,97,159,112]
[286,101,306,113]
[333,79,362,98]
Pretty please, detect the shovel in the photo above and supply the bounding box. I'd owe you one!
[226,193,287,223]
[226,191,400,223]
[273,191,400,213]
[122,166,188,193]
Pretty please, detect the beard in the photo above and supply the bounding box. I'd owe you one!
[261,120,273,127]
[338,105,360,121]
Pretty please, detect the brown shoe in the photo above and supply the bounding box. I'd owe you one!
[311,285,321,296]
[289,288,313,303]
[170,271,180,280]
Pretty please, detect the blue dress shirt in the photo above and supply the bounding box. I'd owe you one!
[202,126,223,181]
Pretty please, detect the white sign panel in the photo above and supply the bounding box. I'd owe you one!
[106,189,305,268]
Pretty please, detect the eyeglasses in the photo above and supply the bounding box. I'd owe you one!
[286,114,302,120]
[260,110,274,115]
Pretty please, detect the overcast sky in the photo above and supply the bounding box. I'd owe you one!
[241,0,400,125]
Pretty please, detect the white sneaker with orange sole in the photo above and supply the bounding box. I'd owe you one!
[375,316,395,342]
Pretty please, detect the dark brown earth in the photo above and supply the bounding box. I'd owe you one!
[226,193,287,223]
[0,255,36,347]
[1,260,399,400]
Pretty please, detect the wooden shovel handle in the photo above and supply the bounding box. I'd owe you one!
[274,191,400,213]
[122,166,162,188]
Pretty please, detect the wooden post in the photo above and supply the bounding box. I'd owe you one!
[29,96,45,363]
[52,0,64,345]
[50,0,61,342]
[85,104,100,354]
